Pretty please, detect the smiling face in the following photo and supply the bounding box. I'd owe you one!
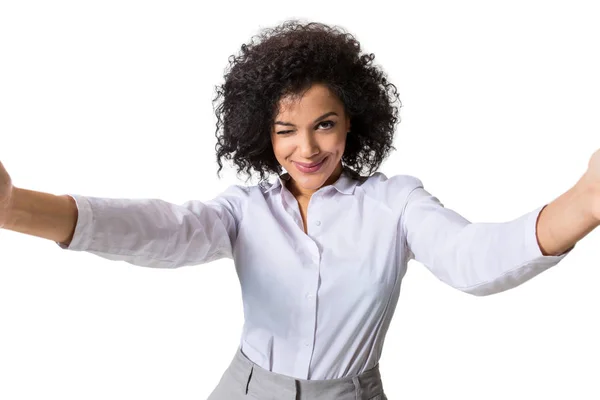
[270,83,351,197]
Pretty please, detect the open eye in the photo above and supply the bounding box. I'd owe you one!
[318,120,336,130]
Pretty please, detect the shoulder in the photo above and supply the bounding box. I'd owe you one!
[358,171,424,197]
[356,171,424,211]
[203,183,256,218]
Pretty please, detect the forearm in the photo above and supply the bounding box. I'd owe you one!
[3,187,78,246]
[536,173,600,256]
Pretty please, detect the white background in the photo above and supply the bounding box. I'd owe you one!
[1,1,599,399]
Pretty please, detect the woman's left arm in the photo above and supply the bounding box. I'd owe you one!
[400,148,600,296]
[535,148,600,256]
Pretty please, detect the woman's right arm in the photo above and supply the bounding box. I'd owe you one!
[0,161,247,268]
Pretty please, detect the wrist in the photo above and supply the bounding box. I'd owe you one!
[1,186,17,230]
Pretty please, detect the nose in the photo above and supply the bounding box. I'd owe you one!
[297,131,320,159]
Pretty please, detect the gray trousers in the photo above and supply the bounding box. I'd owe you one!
[207,346,388,400]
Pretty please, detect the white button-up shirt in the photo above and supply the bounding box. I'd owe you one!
[57,166,572,380]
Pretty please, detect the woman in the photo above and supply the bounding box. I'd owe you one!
[1,20,598,400]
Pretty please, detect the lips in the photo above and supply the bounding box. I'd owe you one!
[293,157,328,174]
[294,158,326,168]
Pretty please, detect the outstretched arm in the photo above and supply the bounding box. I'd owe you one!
[401,149,600,297]
[1,159,247,269]
[4,187,247,269]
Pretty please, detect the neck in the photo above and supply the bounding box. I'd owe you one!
[287,162,344,200]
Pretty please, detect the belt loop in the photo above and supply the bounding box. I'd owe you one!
[245,365,254,395]
[352,376,362,400]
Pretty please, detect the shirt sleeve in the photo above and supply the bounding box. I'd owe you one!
[401,178,574,296]
[55,185,248,268]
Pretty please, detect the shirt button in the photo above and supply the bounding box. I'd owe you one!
[306,292,314,299]
[315,220,321,226]
[304,341,310,347]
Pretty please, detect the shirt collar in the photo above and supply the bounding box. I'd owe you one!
[260,165,362,195]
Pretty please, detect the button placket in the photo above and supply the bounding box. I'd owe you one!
[307,191,323,232]
[302,277,318,350]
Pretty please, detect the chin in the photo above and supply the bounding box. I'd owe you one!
[290,169,333,189]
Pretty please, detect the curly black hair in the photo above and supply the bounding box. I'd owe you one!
[212,19,402,183]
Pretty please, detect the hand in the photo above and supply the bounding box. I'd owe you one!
[0,160,14,228]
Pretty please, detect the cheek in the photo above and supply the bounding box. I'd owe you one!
[328,133,347,153]
[271,139,292,162]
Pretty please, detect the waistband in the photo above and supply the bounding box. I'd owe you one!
[227,346,385,399]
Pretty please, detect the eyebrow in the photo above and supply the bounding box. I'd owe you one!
[274,111,338,127]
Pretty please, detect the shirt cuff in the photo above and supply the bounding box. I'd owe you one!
[56,194,94,251]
